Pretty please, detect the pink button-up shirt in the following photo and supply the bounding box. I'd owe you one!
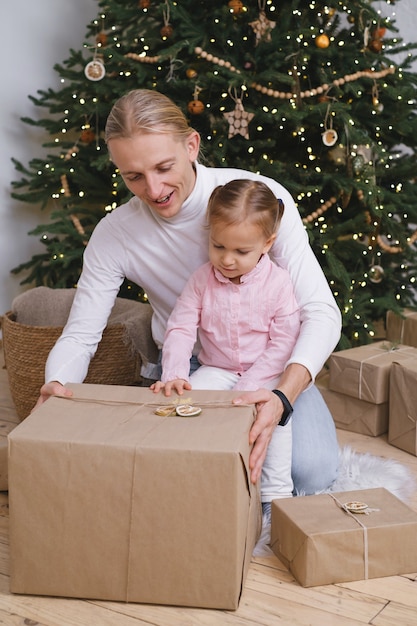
[161,253,300,390]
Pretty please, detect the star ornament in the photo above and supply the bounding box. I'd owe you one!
[223,99,254,139]
[249,10,276,45]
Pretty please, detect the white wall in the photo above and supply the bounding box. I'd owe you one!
[375,0,417,66]
[1,0,416,318]
[1,0,97,319]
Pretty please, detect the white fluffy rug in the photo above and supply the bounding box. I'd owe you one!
[253,445,416,557]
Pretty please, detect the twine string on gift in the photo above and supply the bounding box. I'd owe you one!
[393,311,417,344]
[357,343,413,400]
[54,396,255,424]
[56,396,251,410]
[357,349,386,400]
[328,493,370,580]
[399,320,405,344]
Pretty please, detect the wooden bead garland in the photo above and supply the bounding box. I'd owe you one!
[125,47,395,104]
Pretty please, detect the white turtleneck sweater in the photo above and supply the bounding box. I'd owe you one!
[45,162,341,385]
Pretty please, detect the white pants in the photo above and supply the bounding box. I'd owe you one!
[190,365,293,501]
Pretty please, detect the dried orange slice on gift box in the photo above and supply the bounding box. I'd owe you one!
[175,405,202,417]
[154,405,177,417]
[154,403,202,417]
[344,501,369,513]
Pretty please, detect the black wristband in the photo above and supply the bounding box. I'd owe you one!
[272,389,293,426]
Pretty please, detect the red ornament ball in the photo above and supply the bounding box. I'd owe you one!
[96,32,107,47]
[315,34,330,49]
[228,0,244,14]
[368,38,383,53]
[187,99,205,115]
[80,129,95,144]
[139,0,150,7]
[374,26,386,38]
[160,24,173,38]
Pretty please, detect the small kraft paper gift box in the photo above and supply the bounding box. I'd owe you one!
[8,384,261,610]
[328,341,417,404]
[316,373,388,436]
[386,308,417,348]
[389,360,417,456]
[270,488,417,587]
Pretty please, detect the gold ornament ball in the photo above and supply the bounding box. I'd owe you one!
[327,145,346,165]
[368,265,384,284]
[228,0,244,14]
[186,68,198,79]
[187,99,205,115]
[315,34,330,49]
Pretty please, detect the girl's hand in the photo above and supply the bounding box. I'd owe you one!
[150,379,192,396]
[150,380,165,393]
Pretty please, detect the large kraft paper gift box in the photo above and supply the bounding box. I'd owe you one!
[389,360,417,456]
[8,384,261,610]
[328,341,417,404]
[386,308,417,347]
[270,488,417,587]
[316,373,388,436]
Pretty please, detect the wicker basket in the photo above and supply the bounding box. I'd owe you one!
[2,311,142,420]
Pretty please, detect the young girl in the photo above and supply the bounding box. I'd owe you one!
[151,179,301,504]
[41,89,340,494]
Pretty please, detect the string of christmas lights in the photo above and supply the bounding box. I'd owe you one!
[73,49,414,255]
[24,0,416,347]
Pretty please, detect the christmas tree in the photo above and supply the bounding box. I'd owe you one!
[11,0,417,348]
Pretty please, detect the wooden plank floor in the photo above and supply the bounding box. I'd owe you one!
[0,343,416,625]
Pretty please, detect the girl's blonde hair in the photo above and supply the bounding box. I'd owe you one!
[207,179,284,239]
[105,89,196,142]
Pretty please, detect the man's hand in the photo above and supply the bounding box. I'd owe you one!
[33,381,73,412]
[233,389,283,484]
[233,363,312,484]
[150,379,192,397]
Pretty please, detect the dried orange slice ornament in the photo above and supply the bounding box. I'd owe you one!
[154,405,176,417]
[344,501,369,514]
[176,404,202,417]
